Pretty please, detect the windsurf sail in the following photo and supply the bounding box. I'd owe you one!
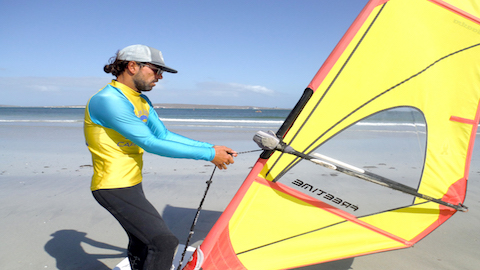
[183,0,480,269]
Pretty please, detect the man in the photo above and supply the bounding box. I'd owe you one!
[84,44,236,270]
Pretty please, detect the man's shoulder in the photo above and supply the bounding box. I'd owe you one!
[91,84,127,102]
[88,86,132,115]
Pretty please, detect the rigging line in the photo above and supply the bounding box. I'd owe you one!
[176,149,261,270]
[237,149,263,155]
[177,166,216,270]
[356,201,433,220]
[268,3,389,180]
[236,220,347,256]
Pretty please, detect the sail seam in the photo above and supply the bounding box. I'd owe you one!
[428,0,480,24]
[450,115,477,125]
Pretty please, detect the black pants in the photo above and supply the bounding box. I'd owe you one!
[93,183,179,270]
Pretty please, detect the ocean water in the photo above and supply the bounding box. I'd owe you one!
[0,106,428,130]
[0,107,290,130]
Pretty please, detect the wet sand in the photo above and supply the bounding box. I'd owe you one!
[0,123,478,270]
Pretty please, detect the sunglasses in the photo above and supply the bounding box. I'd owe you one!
[139,62,164,76]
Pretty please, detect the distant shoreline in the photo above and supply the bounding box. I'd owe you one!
[0,104,289,110]
[153,104,287,110]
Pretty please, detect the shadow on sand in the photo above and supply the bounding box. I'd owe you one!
[163,204,222,245]
[45,206,354,270]
[45,229,126,270]
[163,204,354,270]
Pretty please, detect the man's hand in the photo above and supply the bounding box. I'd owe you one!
[211,146,237,170]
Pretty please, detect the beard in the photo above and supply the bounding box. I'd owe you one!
[132,73,154,92]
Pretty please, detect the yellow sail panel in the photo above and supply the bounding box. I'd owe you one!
[183,1,480,269]
[264,0,480,183]
[237,222,407,270]
[228,179,410,270]
[228,179,346,254]
[359,203,442,241]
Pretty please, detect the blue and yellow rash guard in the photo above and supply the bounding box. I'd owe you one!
[84,80,215,191]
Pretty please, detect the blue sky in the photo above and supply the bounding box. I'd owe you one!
[0,0,369,108]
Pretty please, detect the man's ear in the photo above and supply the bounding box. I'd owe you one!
[126,61,139,75]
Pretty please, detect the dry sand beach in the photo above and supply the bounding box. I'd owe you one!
[0,121,479,270]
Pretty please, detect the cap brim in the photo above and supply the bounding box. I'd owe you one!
[150,61,177,73]
[160,66,178,73]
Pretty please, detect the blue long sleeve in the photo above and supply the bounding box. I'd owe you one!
[87,84,215,161]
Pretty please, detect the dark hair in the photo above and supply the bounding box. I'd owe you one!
[103,51,129,77]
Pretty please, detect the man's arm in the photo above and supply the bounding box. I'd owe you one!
[88,92,215,161]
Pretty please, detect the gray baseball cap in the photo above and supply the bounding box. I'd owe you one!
[117,44,178,73]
